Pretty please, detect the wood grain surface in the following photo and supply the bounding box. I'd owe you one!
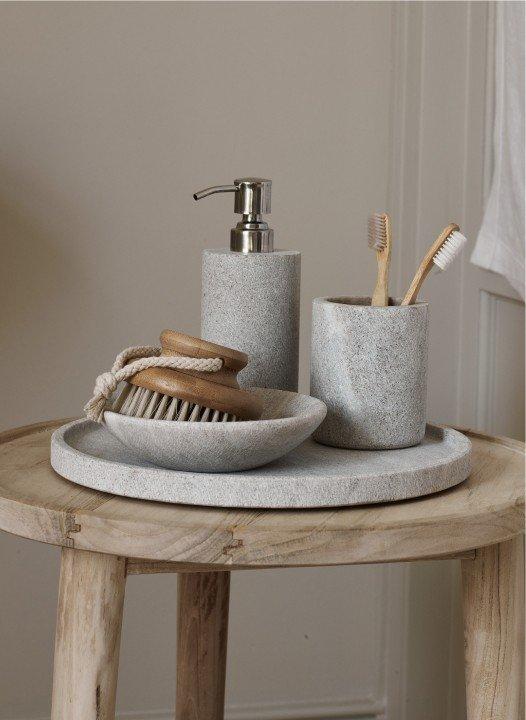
[51,548,126,719]
[129,330,263,420]
[0,420,523,567]
[462,537,525,720]
[176,572,230,720]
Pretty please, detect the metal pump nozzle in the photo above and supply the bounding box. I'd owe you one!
[193,177,274,253]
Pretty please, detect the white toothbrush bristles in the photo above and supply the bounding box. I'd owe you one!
[433,230,467,271]
[368,213,388,251]
[112,383,236,422]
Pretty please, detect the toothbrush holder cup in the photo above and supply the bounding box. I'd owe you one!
[310,297,429,450]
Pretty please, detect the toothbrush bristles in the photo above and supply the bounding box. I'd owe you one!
[368,213,388,251]
[433,230,467,271]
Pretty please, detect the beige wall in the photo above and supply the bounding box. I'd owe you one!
[0,0,394,430]
[0,3,523,720]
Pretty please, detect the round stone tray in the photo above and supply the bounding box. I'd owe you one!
[50,420,472,509]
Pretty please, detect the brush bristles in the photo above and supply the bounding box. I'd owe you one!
[368,213,388,251]
[433,230,467,271]
[112,383,237,422]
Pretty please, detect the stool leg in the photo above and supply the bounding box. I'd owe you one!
[176,571,230,720]
[51,548,126,720]
[462,537,525,720]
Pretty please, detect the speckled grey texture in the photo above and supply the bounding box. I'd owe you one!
[50,422,471,509]
[311,297,429,450]
[102,388,325,472]
[201,249,300,391]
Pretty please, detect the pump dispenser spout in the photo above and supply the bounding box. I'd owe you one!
[193,177,274,253]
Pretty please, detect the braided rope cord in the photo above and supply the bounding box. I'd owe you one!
[84,345,223,423]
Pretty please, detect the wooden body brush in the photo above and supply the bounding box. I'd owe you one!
[112,331,263,422]
[368,212,392,306]
[401,223,467,305]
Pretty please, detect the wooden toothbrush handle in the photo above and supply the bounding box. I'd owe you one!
[371,214,392,307]
[401,223,459,305]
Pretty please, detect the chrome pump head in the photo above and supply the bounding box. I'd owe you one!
[193,177,274,253]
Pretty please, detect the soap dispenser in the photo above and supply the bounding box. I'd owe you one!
[195,177,300,391]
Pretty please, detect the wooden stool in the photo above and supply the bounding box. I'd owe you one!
[0,421,523,720]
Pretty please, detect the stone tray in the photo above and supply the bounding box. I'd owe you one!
[50,421,472,509]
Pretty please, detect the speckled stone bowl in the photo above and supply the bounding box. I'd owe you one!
[311,296,428,450]
[103,388,327,473]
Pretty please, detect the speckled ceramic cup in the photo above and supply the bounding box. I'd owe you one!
[310,297,429,450]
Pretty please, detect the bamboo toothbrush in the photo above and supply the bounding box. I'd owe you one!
[401,223,467,305]
[111,331,263,422]
[368,212,392,306]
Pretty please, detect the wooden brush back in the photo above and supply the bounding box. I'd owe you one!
[130,330,263,420]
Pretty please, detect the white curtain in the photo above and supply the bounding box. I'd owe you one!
[471,1,525,299]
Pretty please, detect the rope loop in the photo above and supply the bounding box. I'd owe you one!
[84,345,223,423]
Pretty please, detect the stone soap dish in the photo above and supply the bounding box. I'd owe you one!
[102,388,326,472]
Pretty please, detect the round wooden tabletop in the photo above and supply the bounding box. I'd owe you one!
[0,420,523,568]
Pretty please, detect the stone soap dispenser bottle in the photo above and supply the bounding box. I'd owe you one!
[195,178,300,391]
